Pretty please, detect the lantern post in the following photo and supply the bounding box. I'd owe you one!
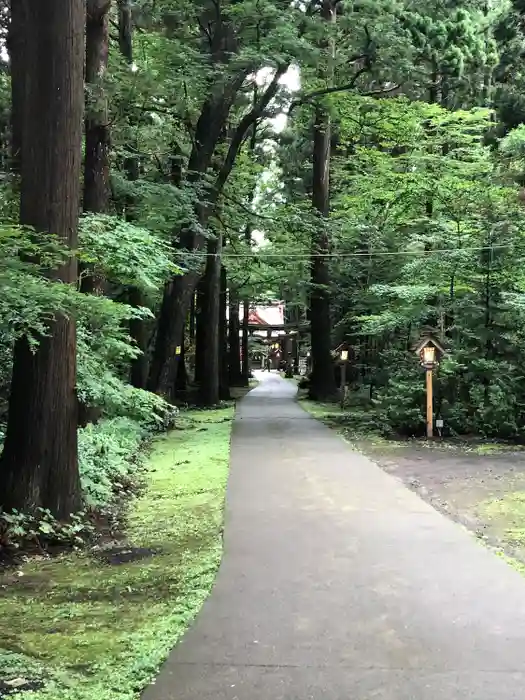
[414,336,445,439]
[336,342,351,409]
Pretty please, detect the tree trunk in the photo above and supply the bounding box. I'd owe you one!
[148,271,200,395]
[219,265,230,400]
[194,277,206,385]
[189,292,196,343]
[129,287,149,389]
[228,288,243,385]
[199,233,222,405]
[84,0,111,216]
[241,298,250,385]
[115,0,151,388]
[309,102,337,399]
[0,0,84,517]
[79,0,112,425]
[117,0,133,63]
[174,341,188,394]
[308,0,337,401]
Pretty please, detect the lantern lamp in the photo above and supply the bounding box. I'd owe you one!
[422,345,435,366]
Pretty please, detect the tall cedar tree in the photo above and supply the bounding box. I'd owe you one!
[309,0,338,400]
[0,0,85,517]
[78,0,112,428]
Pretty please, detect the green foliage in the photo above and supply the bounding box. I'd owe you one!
[0,406,233,700]
[78,418,149,510]
[78,214,182,293]
[0,509,95,555]
[264,86,525,439]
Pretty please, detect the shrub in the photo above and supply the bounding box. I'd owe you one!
[0,508,95,556]
[78,417,149,510]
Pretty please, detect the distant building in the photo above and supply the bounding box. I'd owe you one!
[245,300,285,339]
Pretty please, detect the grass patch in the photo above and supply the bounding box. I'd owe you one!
[299,398,342,422]
[478,491,525,546]
[0,406,234,700]
[299,397,523,455]
[298,398,395,449]
[229,378,258,402]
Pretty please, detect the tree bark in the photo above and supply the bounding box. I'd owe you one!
[115,3,150,388]
[84,0,111,217]
[228,288,243,385]
[174,340,188,394]
[241,297,250,385]
[194,277,206,385]
[219,265,230,400]
[148,271,200,394]
[308,0,337,401]
[79,0,112,425]
[199,233,222,405]
[129,287,149,389]
[189,292,196,343]
[117,0,133,63]
[0,0,84,517]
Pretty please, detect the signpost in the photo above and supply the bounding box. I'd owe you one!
[414,336,446,439]
[336,342,351,409]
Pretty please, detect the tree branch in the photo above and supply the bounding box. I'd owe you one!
[221,191,277,222]
[212,63,289,200]
[288,64,371,113]
[361,83,402,97]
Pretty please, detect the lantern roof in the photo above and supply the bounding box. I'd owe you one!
[413,335,446,356]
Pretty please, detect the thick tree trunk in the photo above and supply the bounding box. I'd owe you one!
[129,287,149,389]
[118,0,133,63]
[309,103,337,399]
[199,234,222,405]
[228,289,243,385]
[241,299,250,385]
[174,341,188,394]
[189,293,196,343]
[79,0,112,425]
[0,0,84,517]
[148,272,200,395]
[116,0,150,388]
[194,277,206,385]
[308,0,337,401]
[84,0,111,216]
[219,265,230,400]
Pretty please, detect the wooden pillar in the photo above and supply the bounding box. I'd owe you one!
[426,368,433,438]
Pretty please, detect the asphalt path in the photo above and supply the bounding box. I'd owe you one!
[143,371,525,699]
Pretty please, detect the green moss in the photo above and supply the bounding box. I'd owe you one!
[0,406,234,700]
[470,443,525,455]
[299,398,342,421]
[478,491,525,545]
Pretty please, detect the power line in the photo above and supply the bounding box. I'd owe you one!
[179,244,512,259]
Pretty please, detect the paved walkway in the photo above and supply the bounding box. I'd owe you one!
[144,372,525,699]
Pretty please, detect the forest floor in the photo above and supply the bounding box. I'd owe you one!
[300,396,525,571]
[0,405,235,700]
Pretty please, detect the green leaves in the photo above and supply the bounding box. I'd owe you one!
[78,213,182,292]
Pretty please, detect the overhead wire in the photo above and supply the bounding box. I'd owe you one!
[178,244,513,259]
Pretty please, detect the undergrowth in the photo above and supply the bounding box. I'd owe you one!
[0,405,234,700]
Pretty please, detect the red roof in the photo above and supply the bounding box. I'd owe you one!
[248,310,267,326]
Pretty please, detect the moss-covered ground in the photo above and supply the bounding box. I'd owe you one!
[0,406,234,700]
